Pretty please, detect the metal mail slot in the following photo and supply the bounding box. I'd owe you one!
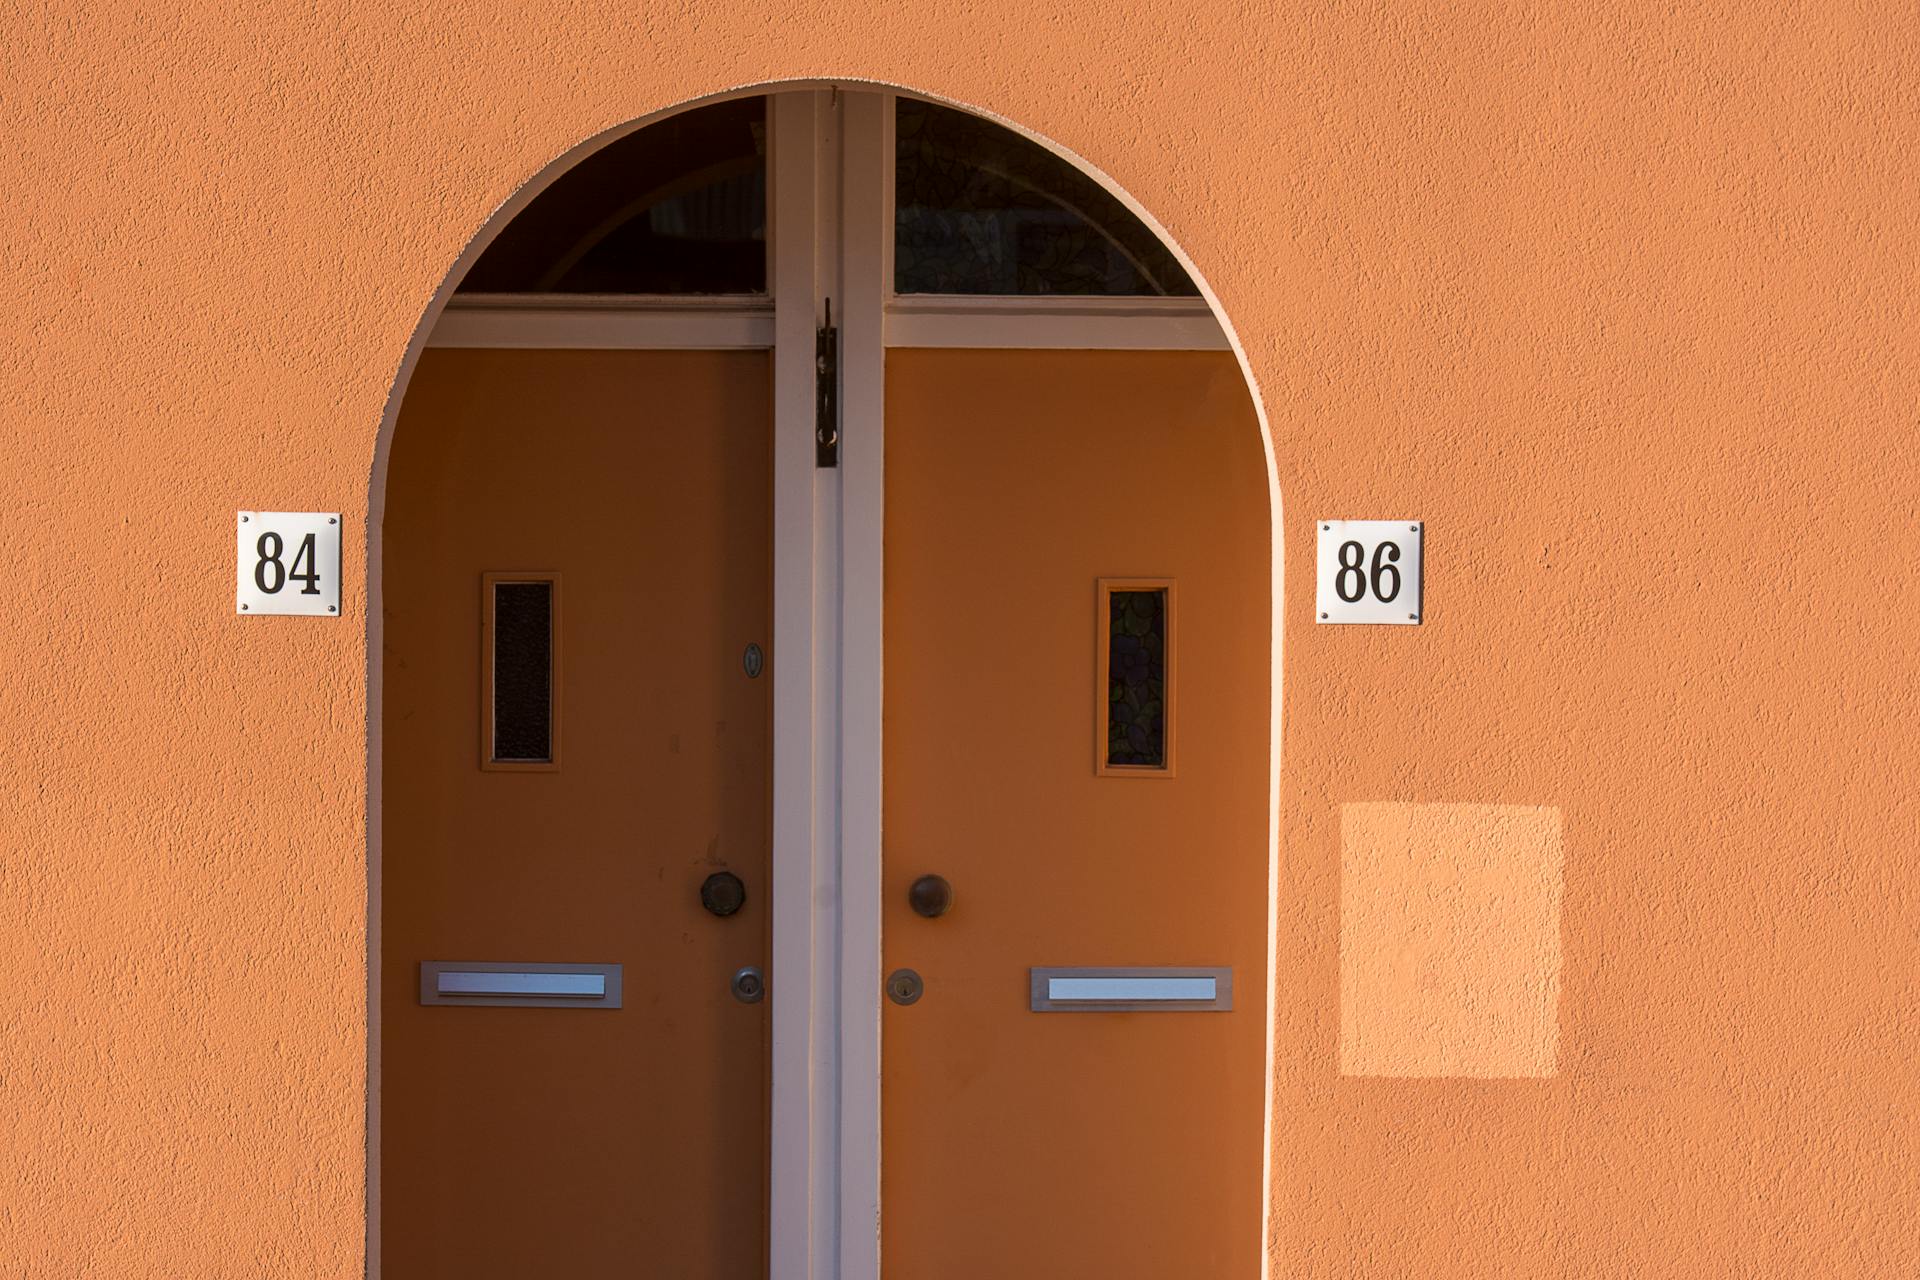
[419,961,623,1008]
[1029,966,1232,1012]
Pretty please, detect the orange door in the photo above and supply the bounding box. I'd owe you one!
[882,349,1270,1278]
[382,348,771,1278]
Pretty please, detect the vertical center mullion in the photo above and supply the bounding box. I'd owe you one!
[835,87,890,1280]
[768,87,832,1280]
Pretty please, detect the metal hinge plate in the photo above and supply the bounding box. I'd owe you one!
[816,300,838,467]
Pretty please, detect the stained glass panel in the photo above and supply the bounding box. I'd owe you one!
[1107,588,1168,768]
[895,98,1200,297]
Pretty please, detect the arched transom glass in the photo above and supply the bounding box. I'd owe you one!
[456,94,1197,299]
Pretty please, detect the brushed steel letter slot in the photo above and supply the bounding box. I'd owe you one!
[419,961,623,1008]
[441,972,603,998]
[1029,966,1232,1012]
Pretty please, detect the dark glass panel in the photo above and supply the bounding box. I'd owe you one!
[493,581,553,762]
[895,98,1199,297]
[1107,589,1168,768]
[459,97,766,294]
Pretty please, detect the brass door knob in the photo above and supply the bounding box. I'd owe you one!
[908,874,953,918]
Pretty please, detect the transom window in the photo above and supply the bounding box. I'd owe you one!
[894,98,1199,297]
[454,94,1197,300]
[458,96,767,295]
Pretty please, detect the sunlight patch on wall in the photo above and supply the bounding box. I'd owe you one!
[1340,802,1563,1078]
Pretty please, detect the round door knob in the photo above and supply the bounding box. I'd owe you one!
[701,871,746,917]
[886,968,924,1005]
[908,874,952,918]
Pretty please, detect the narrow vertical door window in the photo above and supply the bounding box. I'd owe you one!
[1105,587,1175,775]
[484,575,558,767]
[1097,579,1175,775]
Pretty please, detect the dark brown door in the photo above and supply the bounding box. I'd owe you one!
[881,348,1270,1278]
[382,348,771,1278]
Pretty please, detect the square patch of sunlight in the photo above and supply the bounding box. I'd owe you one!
[1341,803,1563,1078]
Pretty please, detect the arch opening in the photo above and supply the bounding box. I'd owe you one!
[368,81,1282,1280]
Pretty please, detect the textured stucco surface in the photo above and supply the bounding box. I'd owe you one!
[1341,803,1562,1078]
[3,1,1918,1275]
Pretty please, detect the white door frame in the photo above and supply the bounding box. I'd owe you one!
[416,86,1233,1280]
[833,87,889,1280]
[768,88,842,1280]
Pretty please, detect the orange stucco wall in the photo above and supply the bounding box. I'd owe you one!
[4,3,1917,1275]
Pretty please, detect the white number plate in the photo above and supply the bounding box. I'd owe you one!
[1317,520,1422,624]
[236,512,341,616]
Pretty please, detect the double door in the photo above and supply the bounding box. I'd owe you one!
[380,89,1268,1279]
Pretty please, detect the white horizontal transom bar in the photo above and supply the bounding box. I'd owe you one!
[427,294,1227,351]
[430,295,775,349]
[885,294,1227,350]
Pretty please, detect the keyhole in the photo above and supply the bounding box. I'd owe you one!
[886,968,924,1006]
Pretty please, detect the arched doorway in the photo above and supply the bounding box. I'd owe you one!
[375,86,1273,1279]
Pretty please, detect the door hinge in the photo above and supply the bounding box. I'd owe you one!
[816,299,839,468]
